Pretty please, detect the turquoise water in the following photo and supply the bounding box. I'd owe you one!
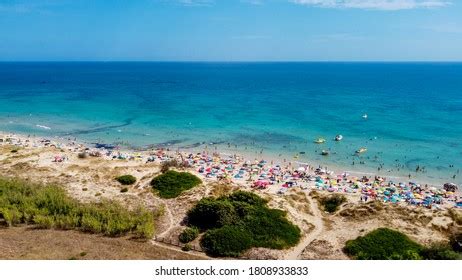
[0,62,461,184]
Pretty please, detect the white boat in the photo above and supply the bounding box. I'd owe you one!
[335,134,343,141]
[362,114,368,119]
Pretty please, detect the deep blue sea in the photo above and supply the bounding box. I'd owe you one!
[0,62,461,184]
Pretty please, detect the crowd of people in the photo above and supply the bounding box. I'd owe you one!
[1,133,461,210]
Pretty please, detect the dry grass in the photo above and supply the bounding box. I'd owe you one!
[285,190,313,215]
[209,182,237,197]
[0,145,21,153]
[448,209,462,225]
[0,226,205,260]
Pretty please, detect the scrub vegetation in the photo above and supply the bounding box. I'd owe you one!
[115,175,137,185]
[187,191,301,257]
[320,194,347,213]
[344,228,461,260]
[151,171,201,199]
[0,177,155,239]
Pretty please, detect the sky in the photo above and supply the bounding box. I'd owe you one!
[0,0,461,61]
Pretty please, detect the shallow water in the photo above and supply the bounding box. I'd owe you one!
[0,62,461,184]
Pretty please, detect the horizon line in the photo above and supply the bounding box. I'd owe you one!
[1,60,462,63]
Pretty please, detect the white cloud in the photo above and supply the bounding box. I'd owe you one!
[291,0,451,10]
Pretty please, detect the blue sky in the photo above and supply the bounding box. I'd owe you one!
[0,0,461,61]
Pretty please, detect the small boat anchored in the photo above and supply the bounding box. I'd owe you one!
[356,147,367,154]
[321,150,330,156]
[334,134,343,141]
[314,138,326,144]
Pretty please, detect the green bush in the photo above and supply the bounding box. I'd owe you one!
[421,243,461,260]
[227,191,267,206]
[120,187,129,193]
[242,207,301,249]
[320,194,346,213]
[182,243,192,251]
[116,175,137,185]
[344,228,424,260]
[0,177,155,239]
[345,228,462,260]
[187,198,238,230]
[201,225,253,257]
[81,213,103,233]
[0,207,22,226]
[187,191,301,257]
[179,227,199,243]
[54,214,80,230]
[151,170,201,199]
[33,215,55,229]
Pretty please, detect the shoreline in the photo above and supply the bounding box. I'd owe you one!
[1,130,461,204]
[1,120,460,187]
[0,130,457,190]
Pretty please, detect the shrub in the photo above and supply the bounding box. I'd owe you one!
[187,198,238,230]
[320,194,346,213]
[227,191,267,206]
[134,220,155,239]
[182,244,192,251]
[0,177,155,238]
[187,191,301,257]
[421,243,461,260]
[0,207,22,226]
[179,227,199,243]
[151,170,201,199]
[344,228,423,260]
[54,213,80,230]
[201,225,253,257]
[81,213,103,233]
[120,187,129,193]
[33,215,55,229]
[116,175,136,185]
[242,207,301,249]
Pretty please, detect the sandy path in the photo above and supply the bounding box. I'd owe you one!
[157,204,174,238]
[284,195,324,260]
[149,240,210,259]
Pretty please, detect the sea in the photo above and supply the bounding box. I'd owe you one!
[0,62,461,185]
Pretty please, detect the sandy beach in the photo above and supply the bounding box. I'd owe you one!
[1,131,461,259]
